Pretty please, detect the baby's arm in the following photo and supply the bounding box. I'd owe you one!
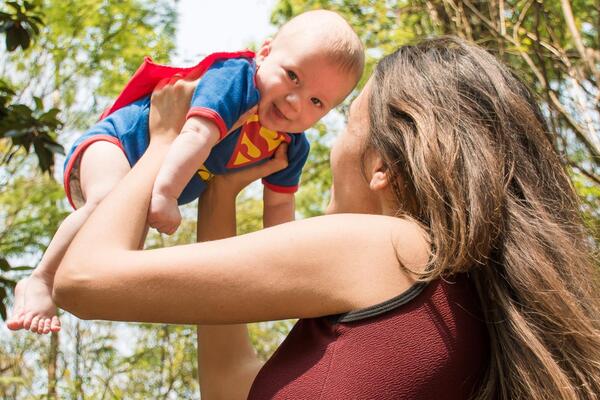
[261,135,309,228]
[263,188,295,228]
[149,116,219,234]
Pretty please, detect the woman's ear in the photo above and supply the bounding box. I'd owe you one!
[369,156,389,191]
[256,39,272,63]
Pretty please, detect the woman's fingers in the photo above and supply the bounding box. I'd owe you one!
[211,143,290,195]
[169,73,182,84]
[269,143,290,172]
[154,76,172,92]
[149,76,197,141]
[252,143,289,177]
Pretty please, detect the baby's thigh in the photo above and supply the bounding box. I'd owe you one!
[79,141,131,205]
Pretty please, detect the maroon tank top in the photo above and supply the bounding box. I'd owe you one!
[247,274,489,399]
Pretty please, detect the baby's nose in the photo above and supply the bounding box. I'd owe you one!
[285,92,301,113]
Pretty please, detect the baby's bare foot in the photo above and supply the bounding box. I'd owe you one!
[6,277,27,330]
[6,274,60,334]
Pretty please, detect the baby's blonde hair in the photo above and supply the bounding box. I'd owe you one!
[274,10,364,82]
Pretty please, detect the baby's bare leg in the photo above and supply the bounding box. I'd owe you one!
[7,141,130,334]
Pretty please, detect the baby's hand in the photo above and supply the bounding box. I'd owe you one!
[148,192,181,235]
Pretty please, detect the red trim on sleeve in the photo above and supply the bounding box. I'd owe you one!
[262,179,299,194]
[63,135,126,210]
[186,107,228,140]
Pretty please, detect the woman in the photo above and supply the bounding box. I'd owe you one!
[53,37,600,399]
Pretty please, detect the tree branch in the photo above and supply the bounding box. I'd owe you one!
[569,161,600,186]
[560,0,600,84]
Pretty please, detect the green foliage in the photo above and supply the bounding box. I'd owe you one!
[1,1,64,173]
[7,0,177,121]
[296,123,334,217]
[0,0,178,323]
[0,86,64,173]
[249,320,296,360]
[573,173,600,240]
[0,1,43,51]
[33,0,176,102]
[0,174,67,321]
[98,323,198,398]
[0,320,199,398]
[0,330,40,398]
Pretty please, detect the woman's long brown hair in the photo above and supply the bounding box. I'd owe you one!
[368,36,600,399]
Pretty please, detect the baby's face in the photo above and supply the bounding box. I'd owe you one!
[255,39,356,133]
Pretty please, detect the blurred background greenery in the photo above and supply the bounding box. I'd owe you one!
[1,0,598,398]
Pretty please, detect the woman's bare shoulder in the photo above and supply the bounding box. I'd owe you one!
[295,213,430,306]
[301,213,429,267]
[280,213,430,279]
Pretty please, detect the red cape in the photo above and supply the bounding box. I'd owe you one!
[100,50,255,120]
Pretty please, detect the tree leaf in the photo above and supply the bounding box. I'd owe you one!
[33,96,43,110]
[42,139,65,155]
[16,25,30,49]
[0,286,7,320]
[5,25,19,51]
[3,129,26,138]
[7,2,21,13]
[33,140,52,172]
[39,108,61,124]
[0,258,10,271]
[10,103,33,118]
[10,266,33,271]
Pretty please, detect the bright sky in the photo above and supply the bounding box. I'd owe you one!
[174,0,278,64]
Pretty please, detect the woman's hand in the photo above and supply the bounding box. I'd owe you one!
[149,75,199,145]
[210,143,289,197]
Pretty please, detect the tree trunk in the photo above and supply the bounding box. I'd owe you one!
[47,330,59,399]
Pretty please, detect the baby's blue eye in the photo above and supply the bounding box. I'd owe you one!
[311,97,323,107]
[287,70,299,84]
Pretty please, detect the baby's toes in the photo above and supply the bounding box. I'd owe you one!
[50,316,61,333]
[10,310,26,330]
[6,304,25,330]
[40,319,51,334]
[33,318,42,334]
[22,312,34,330]
[34,318,45,334]
[28,315,40,333]
[6,313,23,330]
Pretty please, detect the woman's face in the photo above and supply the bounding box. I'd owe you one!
[326,80,381,215]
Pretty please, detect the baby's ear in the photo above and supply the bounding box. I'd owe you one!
[256,38,272,62]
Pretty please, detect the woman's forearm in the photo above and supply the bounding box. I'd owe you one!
[54,209,421,325]
[58,141,170,260]
[196,182,262,400]
[52,141,171,311]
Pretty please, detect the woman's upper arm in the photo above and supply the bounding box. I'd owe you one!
[54,213,429,324]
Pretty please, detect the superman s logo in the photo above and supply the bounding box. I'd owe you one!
[226,114,290,168]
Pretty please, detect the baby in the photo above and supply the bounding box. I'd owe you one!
[6,10,364,334]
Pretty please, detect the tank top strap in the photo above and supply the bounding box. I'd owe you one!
[329,281,428,324]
